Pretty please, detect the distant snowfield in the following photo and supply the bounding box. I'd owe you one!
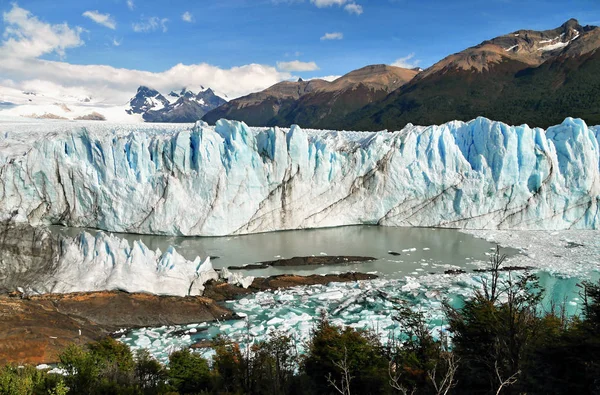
[0,86,144,123]
[0,115,599,235]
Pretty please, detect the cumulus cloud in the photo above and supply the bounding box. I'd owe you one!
[344,3,363,15]
[132,16,168,33]
[181,11,194,23]
[276,60,319,72]
[0,5,292,104]
[1,4,84,59]
[391,53,421,69]
[320,32,343,40]
[82,10,116,30]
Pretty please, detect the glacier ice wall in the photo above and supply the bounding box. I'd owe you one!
[0,224,254,296]
[0,117,599,235]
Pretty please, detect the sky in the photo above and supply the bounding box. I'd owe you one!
[0,0,599,104]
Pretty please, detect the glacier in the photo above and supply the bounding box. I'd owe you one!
[0,224,254,296]
[0,116,599,235]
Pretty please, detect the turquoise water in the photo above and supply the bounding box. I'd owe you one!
[121,269,598,363]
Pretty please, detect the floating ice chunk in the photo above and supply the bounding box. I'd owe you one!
[220,267,254,289]
[266,317,284,326]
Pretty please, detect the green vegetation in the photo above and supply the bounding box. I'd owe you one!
[346,52,600,131]
[2,253,600,394]
[204,52,600,132]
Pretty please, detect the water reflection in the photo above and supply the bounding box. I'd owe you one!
[50,225,513,279]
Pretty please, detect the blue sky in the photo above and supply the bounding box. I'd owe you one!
[0,0,598,102]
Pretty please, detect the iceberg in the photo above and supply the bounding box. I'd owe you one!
[0,117,598,236]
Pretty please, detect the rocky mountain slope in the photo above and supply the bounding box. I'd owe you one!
[344,19,600,130]
[202,64,418,127]
[204,19,600,131]
[127,86,227,123]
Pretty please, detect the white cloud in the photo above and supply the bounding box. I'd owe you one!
[112,37,122,46]
[82,10,116,30]
[276,60,319,72]
[182,11,194,23]
[311,0,347,6]
[1,4,84,59]
[132,17,168,33]
[310,0,363,14]
[126,0,135,10]
[310,75,340,82]
[320,32,343,40]
[0,5,292,104]
[391,53,421,69]
[344,3,363,15]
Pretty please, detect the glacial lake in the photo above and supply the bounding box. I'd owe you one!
[51,225,510,279]
[41,225,598,363]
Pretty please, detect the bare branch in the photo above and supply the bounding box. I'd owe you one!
[427,352,459,395]
[495,361,520,395]
[327,346,353,395]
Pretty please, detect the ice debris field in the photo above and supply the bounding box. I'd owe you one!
[120,265,599,364]
[1,116,599,236]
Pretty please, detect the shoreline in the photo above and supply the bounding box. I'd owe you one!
[0,272,377,365]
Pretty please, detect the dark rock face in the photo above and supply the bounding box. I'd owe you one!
[126,86,170,115]
[127,86,227,123]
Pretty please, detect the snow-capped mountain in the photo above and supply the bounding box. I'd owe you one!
[127,86,227,123]
[346,19,600,131]
[126,86,170,115]
[0,84,227,124]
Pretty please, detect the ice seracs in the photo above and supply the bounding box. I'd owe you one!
[20,229,253,296]
[0,117,599,236]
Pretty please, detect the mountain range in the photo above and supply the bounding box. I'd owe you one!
[1,19,598,128]
[127,86,227,123]
[202,64,418,128]
[203,18,600,130]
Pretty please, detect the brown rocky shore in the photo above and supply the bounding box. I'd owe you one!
[0,272,377,365]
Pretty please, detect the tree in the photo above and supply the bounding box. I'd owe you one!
[211,335,245,393]
[387,306,457,395]
[167,349,211,394]
[446,248,543,394]
[135,349,167,394]
[248,331,298,395]
[302,313,388,395]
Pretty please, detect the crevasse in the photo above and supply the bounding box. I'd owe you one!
[0,117,598,235]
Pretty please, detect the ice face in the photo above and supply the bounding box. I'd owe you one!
[0,117,599,236]
[8,228,254,296]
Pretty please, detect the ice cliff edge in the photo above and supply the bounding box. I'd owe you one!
[0,117,598,235]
